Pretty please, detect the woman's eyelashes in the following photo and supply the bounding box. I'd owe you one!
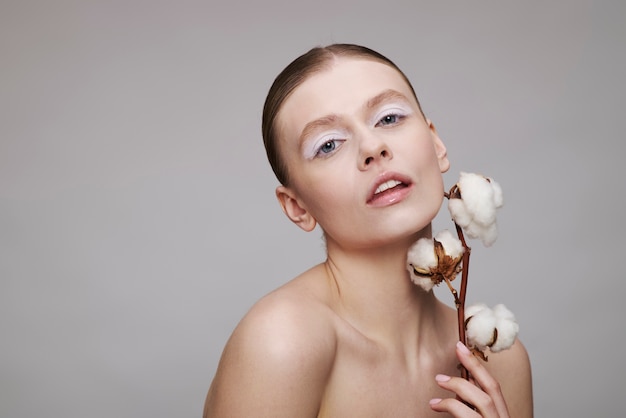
[375,110,408,127]
[305,108,410,159]
[314,138,344,157]
[302,132,346,159]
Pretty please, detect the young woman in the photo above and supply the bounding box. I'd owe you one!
[204,44,533,417]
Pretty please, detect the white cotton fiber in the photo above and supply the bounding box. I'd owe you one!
[457,172,497,226]
[406,237,436,272]
[434,229,464,259]
[490,304,519,352]
[447,172,503,247]
[406,238,437,291]
[464,302,489,319]
[465,306,497,350]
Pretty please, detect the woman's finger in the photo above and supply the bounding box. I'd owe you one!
[432,373,498,417]
[454,341,510,417]
[429,396,482,417]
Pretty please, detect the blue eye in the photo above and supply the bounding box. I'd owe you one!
[378,114,401,126]
[317,140,338,155]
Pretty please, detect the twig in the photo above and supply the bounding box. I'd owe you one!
[446,186,472,381]
[455,222,471,381]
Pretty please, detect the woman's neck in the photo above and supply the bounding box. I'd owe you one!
[322,233,446,353]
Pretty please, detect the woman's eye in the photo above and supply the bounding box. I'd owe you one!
[317,140,338,156]
[378,114,400,126]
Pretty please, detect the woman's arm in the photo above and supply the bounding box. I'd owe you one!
[203,295,336,418]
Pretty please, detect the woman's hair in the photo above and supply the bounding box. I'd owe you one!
[262,43,424,186]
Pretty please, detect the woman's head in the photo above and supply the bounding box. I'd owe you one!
[262,45,449,250]
[262,44,424,186]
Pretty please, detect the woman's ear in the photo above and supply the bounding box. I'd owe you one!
[275,186,317,232]
[427,119,450,173]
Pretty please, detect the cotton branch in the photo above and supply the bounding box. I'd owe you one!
[445,186,471,380]
[407,172,516,383]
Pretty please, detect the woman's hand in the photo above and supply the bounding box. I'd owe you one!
[429,341,511,417]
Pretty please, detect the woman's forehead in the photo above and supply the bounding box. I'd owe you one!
[293,57,411,100]
[278,58,415,131]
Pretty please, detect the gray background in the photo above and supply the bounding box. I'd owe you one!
[1,0,624,416]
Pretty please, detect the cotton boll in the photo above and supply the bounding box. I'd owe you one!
[465,222,497,247]
[410,276,436,292]
[458,173,497,227]
[406,237,437,272]
[480,223,499,247]
[489,304,519,352]
[473,199,497,227]
[434,229,464,259]
[465,307,497,350]
[447,172,503,247]
[462,222,483,241]
[448,198,472,227]
[490,318,519,353]
[465,302,489,319]
[461,221,491,245]
[492,304,516,321]
[406,238,437,291]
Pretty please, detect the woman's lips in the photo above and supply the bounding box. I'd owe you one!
[367,173,413,207]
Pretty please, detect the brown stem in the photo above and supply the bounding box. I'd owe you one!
[454,222,471,381]
[443,278,461,308]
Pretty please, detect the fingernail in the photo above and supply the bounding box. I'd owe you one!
[429,398,442,405]
[457,341,471,355]
[435,374,450,382]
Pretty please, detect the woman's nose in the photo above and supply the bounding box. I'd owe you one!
[359,135,392,170]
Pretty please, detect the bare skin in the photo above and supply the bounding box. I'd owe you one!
[204,57,533,417]
[204,262,532,417]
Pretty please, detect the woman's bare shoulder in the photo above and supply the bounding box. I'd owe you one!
[232,265,337,358]
[204,265,337,417]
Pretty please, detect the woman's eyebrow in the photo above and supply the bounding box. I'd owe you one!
[299,114,340,143]
[365,89,410,110]
[297,90,409,143]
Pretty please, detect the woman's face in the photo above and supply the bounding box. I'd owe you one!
[276,57,449,250]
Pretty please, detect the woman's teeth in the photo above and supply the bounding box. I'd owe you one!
[375,179,402,194]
